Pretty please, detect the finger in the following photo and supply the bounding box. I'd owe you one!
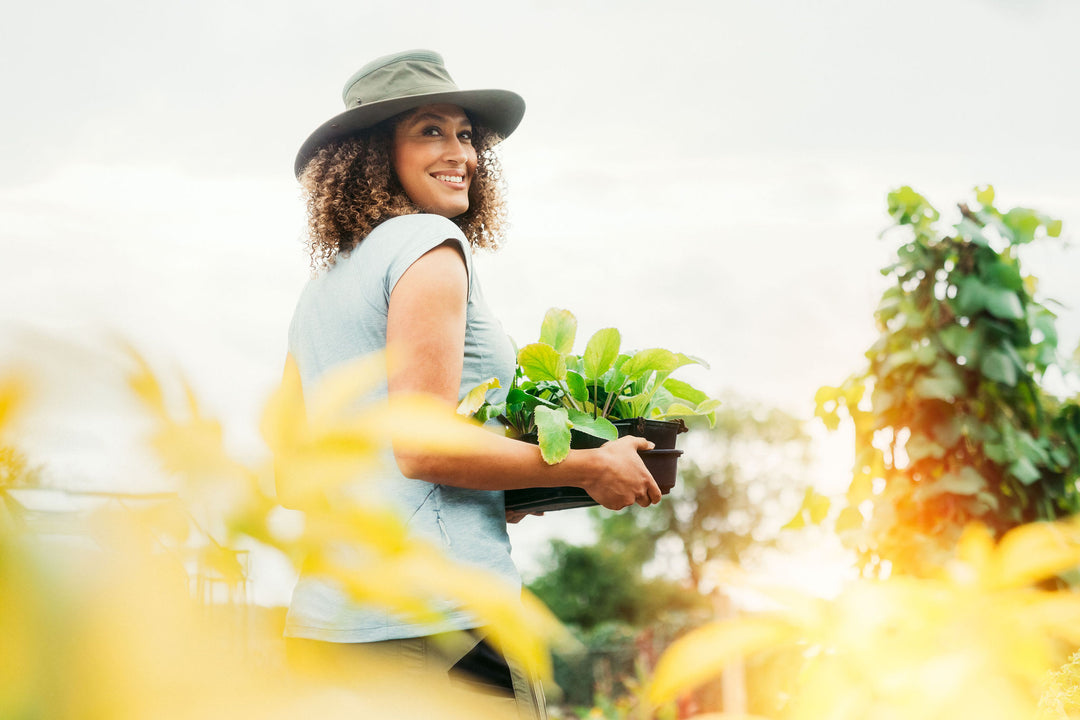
[648,481,662,505]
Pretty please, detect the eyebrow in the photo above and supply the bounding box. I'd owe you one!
[406,111,472,128]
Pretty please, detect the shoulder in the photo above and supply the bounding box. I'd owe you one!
[372,214,468,247]
[336,214,470,271]
[352,214,472,301]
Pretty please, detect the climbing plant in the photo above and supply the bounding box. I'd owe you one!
[814,186,1080,575]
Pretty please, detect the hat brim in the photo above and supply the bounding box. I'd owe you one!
[294,88,524,177]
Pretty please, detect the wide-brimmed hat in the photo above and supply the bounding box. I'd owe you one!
[294,49,525,177]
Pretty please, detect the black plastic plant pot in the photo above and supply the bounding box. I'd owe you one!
[504,418,687,513]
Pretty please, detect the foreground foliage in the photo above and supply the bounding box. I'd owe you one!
[0,354,566,719]
[648,519,1080,719]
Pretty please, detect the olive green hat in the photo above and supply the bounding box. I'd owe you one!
[294,49,525,177]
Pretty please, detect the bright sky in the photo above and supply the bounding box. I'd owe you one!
[2,0,1078,601]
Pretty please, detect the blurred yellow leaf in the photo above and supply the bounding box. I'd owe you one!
[835,505,864,533]
[842,380,866,407]
[781,509,806,531]
[954,522,996,581]
[648,615,798,705]
[150,415,247,483]
[456,377,499,416]
[988,519,1080,589]
[340,393,485,455]
[0,370,30,436]
[124,345,168,418]
[305,352,384,429]
[260,353,307,453]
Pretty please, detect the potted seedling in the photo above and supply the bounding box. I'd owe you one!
[459,308,720,512]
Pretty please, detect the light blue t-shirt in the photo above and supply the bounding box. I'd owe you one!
[284,213,518,643]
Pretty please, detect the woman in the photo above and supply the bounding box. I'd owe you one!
[285,50,661,716]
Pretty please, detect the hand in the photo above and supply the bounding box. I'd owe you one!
[581,436,662,511]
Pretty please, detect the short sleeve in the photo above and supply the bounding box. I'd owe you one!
[374,215,473,304]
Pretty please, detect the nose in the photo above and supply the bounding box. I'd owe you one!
[444,136,471,166]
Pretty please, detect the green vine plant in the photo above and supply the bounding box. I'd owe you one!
[812,185,1080,576]
[459,308,720,464]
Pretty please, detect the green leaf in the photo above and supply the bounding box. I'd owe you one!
[984,442,1008,464]
[583,328,621,380]
[603,360,629,395]
[905,433,946,463]
[914,343,938,366]
[875,286,903,323]
[915,363,965,401]
[565,370,588,404]
[939,325,981,363]
[621,349,679,380]
[566,408,618,441]
[932,417,964,447]
[887,186,940,227]
[619,392,651,418]
[674,353,710,371]
[506,387,556,410]
[1029,305,1059,346]
[878,349,916,375]
[984,286,1024,320]
[955,218,990,246]
[663,378,709,405]
[1003,208,1041,244]
[1047,218,1063,238]
[1010,457,1041,485]
[953,276,989,316]
[518,343,567,382]
[1017,430,1050,465]
[933,467,988,497]
[655,402,696,418]
[975,184,995,206]
[474,401,505,425]
[981,349,1018,386]
[955,275,1024,320]
[535,406,572,464]
[985,261,1024,293]
[695,398,722,414]
[539,308,577,355]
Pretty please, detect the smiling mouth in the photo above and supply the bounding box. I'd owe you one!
[433,174,466,185]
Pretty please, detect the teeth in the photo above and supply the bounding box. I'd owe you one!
[435,175,464,183]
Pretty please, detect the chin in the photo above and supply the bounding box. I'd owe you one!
[437,205,469,219]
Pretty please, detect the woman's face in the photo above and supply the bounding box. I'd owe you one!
[392,104,477,219]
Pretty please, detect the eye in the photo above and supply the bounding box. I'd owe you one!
[421,125,443,137]
[458,129,474,143]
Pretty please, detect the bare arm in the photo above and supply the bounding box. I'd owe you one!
[386,243,661,510]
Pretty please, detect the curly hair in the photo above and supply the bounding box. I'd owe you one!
[299,114,508,270]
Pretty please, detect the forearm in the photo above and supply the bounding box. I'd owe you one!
[394,419,661,511]
[394,425,601,491]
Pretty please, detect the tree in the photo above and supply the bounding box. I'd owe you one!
[816,186,1080,576]
[0,445,43,489]
[593,398,813,591]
